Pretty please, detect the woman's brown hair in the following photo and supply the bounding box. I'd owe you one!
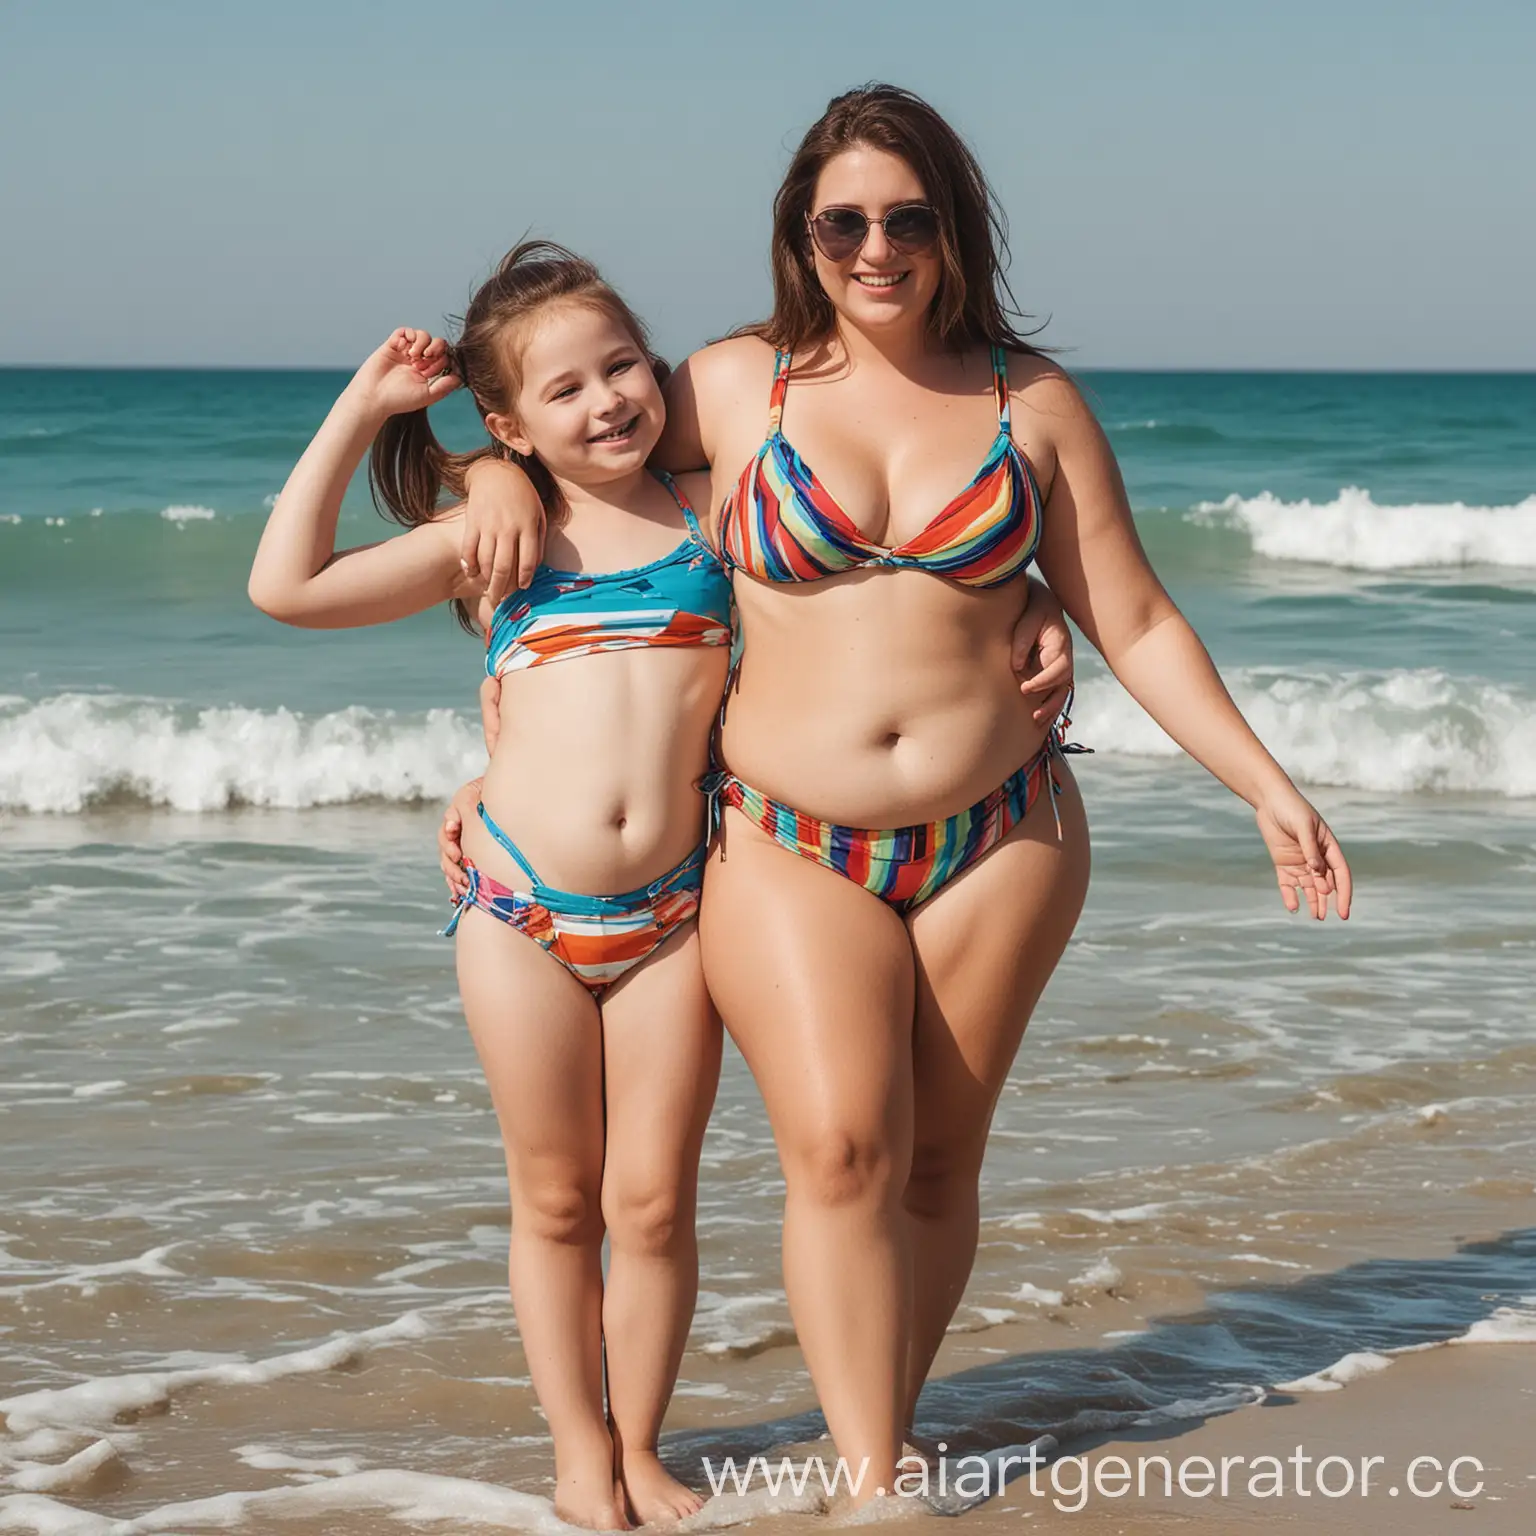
[755,84,1045,357]
[369,240,668,632]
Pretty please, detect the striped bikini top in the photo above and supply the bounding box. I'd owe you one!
[719,344,1041,588]
[486,474,732,677]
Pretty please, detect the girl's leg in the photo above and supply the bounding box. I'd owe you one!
[699,816,916,1504]
[455,910,629,1531]
[599,923,721,1523]
[901,769,1091,1426]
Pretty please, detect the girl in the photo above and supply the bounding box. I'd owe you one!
[248,243,732,1530]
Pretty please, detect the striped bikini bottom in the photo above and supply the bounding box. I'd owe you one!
[703,734,1082,914]
[443,804,704,996]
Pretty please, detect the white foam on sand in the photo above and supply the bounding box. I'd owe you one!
[0,1243,183,1299]
[0,1470,572,1534]
[5,1439,124,1495]
[1274,1349,1396,1393]
[1267,1299,1536,1403]
[233,1445,365,1477]
[0,1312,432,1436]
[1067,1258,1124,1296]
[0,1470,845,1535]
[1449,1298,1536,1345]
[1195,487,1536,570]
[1014,1282,1066,1308]
[1066,1203,1169,1226]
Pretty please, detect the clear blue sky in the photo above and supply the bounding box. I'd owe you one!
[2,0,1531,368]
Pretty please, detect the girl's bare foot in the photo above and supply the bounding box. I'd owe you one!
[620,1448,705,1525]
[555,1465,633,1531]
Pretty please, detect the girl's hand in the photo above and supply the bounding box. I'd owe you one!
[1255,787,1353,921]
[1011,578,1075,724]
[347,328,460,421]
[461,459,546,608]
[439,778,483,899]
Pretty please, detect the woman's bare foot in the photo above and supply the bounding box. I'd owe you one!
[901,1433,944,1466]
[620,1448,705,1525]
[555,1465,633,1531]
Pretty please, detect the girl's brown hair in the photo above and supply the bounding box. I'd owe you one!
[370,240,667,631]
[754,84,1045,357]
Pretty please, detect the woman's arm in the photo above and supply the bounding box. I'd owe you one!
[460,457,546,595]
[248,330,473,628]
[655,337,774,475]
[1032,374,1350,919]
[653,353,711,472]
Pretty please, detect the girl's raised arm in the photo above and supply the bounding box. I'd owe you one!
[248,330,473,629]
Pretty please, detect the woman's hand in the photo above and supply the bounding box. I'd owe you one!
[1011,576,1075,725]
[1255,786,1352,921]
[439,778,483,899]
[461,459,547,609]
[345,328,459,421]
[479,676,502,757]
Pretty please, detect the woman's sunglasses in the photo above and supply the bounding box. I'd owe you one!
[806,203,941,263]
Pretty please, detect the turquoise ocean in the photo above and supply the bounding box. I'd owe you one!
[2,368,1535,1532]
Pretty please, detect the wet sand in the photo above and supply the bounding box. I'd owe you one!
[966,1340,1535,1533]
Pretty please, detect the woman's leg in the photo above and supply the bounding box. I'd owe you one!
[455,910,629,1531]
[699,814,916,1503]
[901,768,1091,1425]
[599,923,722,1523]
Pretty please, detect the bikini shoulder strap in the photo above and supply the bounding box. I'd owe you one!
[991,344,1011,434]
[659,471,710,551]
[768,349,793,435]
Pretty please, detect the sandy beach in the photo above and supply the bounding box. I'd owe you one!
[972,1339,1535,1533]
[662,1337,1535,1536]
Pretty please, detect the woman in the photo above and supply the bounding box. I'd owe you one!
[451,84,1350,1501]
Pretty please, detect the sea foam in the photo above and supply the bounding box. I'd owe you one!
[1072,666,1536,797]
[0,694,482,813]
[1195,487,1536,570]
[6,660,1535,814]
[0,1312,433,1438]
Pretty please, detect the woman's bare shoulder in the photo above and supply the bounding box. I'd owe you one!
[678,333,779,398]
[1006,350,1081,403]
[660,335,780,471]
[1008,355,1104,444]
[1001,354,1113,501]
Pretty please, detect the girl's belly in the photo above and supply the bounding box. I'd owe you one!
[721,572,1052,826]
[472,647,726,895]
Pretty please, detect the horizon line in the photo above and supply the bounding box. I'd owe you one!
[2,362,1534,377]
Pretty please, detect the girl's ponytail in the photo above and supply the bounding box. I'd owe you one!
[367,241,668,632]
[370,406,452,530]
[368,410,497,634]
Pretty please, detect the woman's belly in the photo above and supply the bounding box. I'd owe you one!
[720,572,1052,826]
[469,647,727,895]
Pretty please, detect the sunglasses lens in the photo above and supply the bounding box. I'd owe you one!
[884,205,940,253]
[811,210,868,261]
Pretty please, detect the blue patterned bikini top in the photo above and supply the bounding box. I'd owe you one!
[485,474,733,678]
